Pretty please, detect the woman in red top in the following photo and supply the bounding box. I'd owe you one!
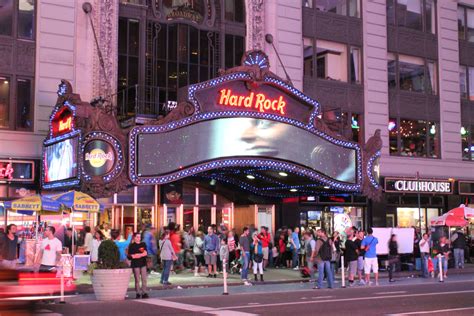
[277,233,286,268]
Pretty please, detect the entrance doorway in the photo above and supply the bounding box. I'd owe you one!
[198,208,212,231]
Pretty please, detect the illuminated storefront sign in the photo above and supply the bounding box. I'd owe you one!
[83,140,115,177]
[385,178,454,194]
[218,89,286,115]
[58,116,72,133]
[0,160,35,182]
[51,106,74,137]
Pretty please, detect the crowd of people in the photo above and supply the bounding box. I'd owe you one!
[0,221,471,299]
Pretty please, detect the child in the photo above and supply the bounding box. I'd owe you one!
[220,238,229,272]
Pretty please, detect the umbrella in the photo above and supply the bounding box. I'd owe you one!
[50,190,101,213]
[429,204,474,227]
[4,195,62,215]
[50,191,102,256]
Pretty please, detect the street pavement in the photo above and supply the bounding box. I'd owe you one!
[30,273,474,316]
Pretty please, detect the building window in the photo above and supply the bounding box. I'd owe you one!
[461,65,474,101]
[462,125,473,161]
[303,37,313,77]
[350,47,361,83]
[306,40,361,83]
[18,0,35,39]
[388,0,436,34]
[387,53,437,94]
[225,0,245,23]
[314,0,360,18]
[389,118,440,158]
[303,0,312,8]
[225,34,245,70]
[0,0,13,36]
[458,6,474,42]
[0,0,35,39]
[0,77,10,128]
[16,78,33,130]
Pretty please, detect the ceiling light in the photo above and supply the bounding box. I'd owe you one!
[246,175,255,180]
[290,188,298,192]
[324,186,330,189]
[278,172,288,177]
[210,179,216,186]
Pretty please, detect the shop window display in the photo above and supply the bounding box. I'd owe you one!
[389,118,440,158]
[397,207,439,233]
[300,206,364,236]
[462,125,474,161]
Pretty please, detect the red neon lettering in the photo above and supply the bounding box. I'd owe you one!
[0,163,14,180]
[58,117,72,132]
[218,89,286,115]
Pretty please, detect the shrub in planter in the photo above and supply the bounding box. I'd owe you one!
[89,240,131,301]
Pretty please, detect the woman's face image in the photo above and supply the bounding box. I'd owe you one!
[240,120,289,157]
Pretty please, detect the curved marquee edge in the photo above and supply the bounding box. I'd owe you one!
[367,150,381,189]
[81,131,125,183]
[129,112,363,192]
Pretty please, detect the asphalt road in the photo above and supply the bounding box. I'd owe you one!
[20,275,474,315]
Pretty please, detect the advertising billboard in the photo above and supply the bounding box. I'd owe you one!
[43,136,79,183]
[83,140,115,177]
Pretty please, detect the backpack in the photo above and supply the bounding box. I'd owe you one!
[319,238,332,261]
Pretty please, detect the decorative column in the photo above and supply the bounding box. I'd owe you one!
[92,0,119,98]
[246,0,265,51]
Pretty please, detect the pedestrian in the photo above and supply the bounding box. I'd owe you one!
[37,226,62,272]
[361,227,379,286]
[204,226,219,278]
[344,227,359,287]
[451,229,466,269]
[168,222,183,271]
[143,226,158,273]
[227,230,237,268]
[101,222,111,240]
[159,230,177,285]
[90,230,104,263]
[433,236,450,279]
[290,227,301,270]
[258,226,271,269]
[128,232,149,299]
[0,224,18,270]
[355,230,366,285]
[304,231,317,284]
[419,233,430,278]
[285,230,292,268]
[193,231,205,276]
[331,231,341,275]
[387,234,399,282]
[220,238,229,271]
[111,229,132,264]
[252,232,264,282]
[239,227,251,285]
[64,227,76,255]
[84,226,93,255]
[314,229,334,289]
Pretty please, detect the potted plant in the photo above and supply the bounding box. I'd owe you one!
[89,240,131,301]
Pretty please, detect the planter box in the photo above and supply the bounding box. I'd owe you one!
[91,268,132,301]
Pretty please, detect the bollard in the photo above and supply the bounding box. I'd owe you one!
[59,266,65,304]
[438,254,444,282]
[340,255,345,288]
[223,259,229,295]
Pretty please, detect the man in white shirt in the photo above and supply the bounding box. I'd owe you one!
[38,226,63,272]
[419,233,430,278]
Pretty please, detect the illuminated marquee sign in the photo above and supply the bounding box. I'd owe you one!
[385,177,454,194]
[0,160,35,182]
[59,116,72,133]
[51,106,74,137]
[218,89,286,115]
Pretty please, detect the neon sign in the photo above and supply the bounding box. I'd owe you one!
[218,89,286,115]
[85,149,114,168]
[59,116,72,133]
[0,163,14,180]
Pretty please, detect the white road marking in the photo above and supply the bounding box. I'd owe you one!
[311,296,333,299]
[386,306,474,315]
[375,291,407,295]
[139,298,258,315]
[247,302,260,305]
[211,289,474,311]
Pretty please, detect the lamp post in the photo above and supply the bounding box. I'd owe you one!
[417,172,422,232]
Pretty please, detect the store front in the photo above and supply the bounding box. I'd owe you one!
[380,177,454,234]
[39,51,382,234]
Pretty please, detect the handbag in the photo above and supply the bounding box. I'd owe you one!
[427,257,434,273]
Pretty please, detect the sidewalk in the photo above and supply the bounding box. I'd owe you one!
[74,263,474,294]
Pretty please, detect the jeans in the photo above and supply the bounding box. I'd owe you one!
[420,253,429,277]
[241,251,250,280]
[387,256,399,280]
[133,266,148,294]
[307,260,316,281]
[161,260,173,283]
[292,249,299,268]
[317,260,334,288]
[433,256,448,275]
[454,248,465,269]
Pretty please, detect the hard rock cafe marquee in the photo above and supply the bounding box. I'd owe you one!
[41,51,382,231]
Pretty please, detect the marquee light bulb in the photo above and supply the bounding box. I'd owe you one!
[278,172,288,177]
[290,188,298,192]
[246,174,255,180]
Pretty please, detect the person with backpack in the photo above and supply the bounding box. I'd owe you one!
[361,227,379,286]
[313,229,334,289]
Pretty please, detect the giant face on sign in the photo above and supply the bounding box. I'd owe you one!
[134,116,359,185]
[43,137,78,183]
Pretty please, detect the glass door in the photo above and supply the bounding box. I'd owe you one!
[198,208,212,231]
